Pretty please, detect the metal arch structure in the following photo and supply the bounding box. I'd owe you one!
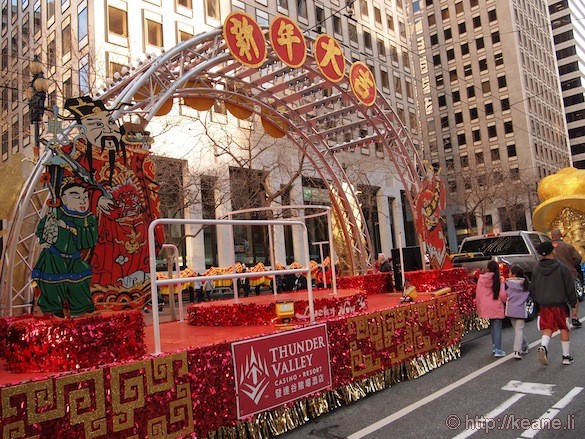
[0,25,427,315]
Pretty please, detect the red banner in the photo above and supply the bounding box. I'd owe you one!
[231,323,332,419]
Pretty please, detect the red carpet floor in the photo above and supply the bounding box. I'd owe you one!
[0,290,408,386]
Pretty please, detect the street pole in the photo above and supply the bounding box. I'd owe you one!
[25,56,49,159]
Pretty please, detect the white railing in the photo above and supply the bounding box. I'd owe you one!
[148,218,315,354]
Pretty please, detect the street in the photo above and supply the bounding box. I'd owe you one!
[280,316,585,438]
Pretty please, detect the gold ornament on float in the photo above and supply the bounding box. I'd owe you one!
[532,167,585,259]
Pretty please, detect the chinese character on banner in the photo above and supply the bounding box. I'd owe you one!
[313,34,345,83]
[269,16,307,68]
[349,61,377,107]
[223,12,267,68]
[231,324,332,419]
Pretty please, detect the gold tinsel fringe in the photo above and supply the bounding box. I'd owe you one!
[205,344,461,439]
[463,314,489,333]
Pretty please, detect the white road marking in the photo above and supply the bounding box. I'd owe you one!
[451,393,525,439]
[347,317,585,439]
[501,380,555,396]
[518,387,582,438]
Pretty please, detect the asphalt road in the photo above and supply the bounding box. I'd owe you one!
[280,316,585,439]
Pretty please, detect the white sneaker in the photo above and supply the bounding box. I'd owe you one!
[513,351,522,360]
[538,346,548,365]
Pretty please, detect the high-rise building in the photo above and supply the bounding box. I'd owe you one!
[548,0,585,169]
[412,0,573,246]
[0,1,423,270]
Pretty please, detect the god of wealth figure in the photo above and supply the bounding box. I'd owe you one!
[532,167,585,259]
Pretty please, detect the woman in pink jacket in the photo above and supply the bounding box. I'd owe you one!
[476,261,507,357]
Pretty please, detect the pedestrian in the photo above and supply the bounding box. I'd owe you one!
[195,275,203,303]
[204,278,214,301]
[550,228,583,328]
[475,260,507,357]
[530,241,578,366]
[293,272,308,291]
[377,253,392,273]
[505,266,530,359]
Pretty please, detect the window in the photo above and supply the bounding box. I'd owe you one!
[488,125,497,138]
[482,80,491,94]
[108,6,128,37]
[501,97,510,111]
[460,154,469,167]
[34,4,41,35]
[374,7,382,24]
[178,0,193,7]
[48,36,56,70]
[491,31,500,45]
[488,9,497,22]
[464,63,472,77]
[472,128,481,142]
[444,27,452,40]
[458,21,466,35]
[479,58,488,72]
[296,0,308,19]
[510,167,520,180]
[497,75,507,89]
[78,7,88,41]
[428,14,436,27]
[333,15,341,34]
[47,0,55,19]
[441,116,449,129]
[433,53,441,66]
[476,37,484,49]
[504,120,514,134]
[507,143,517,157]
[360,0,369,17]
[395,75,403,95]
[472,15,481,28]
[179,30,194,41]
[398,21,406,40]
[494,52,504,66]
[387,13,395,31]
[109,61,125,78]
[452,90,460,103]
[455,111,463,124]
[435,73,443,87]
[405,80,413,99]
[377,38,385,57]
[485,102,494,115]
[461,43,469,55]
[447,48,455,61]
[364,31,372,50]
[62,24,71,57]
[79,61,90,94]
[449,68,457,82]
[467,85,475,98]
[349,23,358,45]
[206,0,221,21]
[441,8,449,20]
[490,148,500,161]
[475,150,484,164]
[464,177,472,190]
[381,70,389,89]
[438,94,446,107]
[63,76,72,100]
[470,106,478,120]
[146,19,163,46]
[455,2,464,14]
[458,132,467,146]
[430,33,438,46]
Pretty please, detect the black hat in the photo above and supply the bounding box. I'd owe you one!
[536,241,555,256]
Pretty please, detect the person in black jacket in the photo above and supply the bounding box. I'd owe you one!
[530,241,577,366]
[293,272,308,291]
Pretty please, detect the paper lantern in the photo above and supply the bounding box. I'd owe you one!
[184,96,215,111]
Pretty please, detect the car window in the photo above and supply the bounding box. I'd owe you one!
[528,233,549,249]
[460,236,529,255]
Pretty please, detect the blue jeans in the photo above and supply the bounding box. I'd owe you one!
[490,318,503,351]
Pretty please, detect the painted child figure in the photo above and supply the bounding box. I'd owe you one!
[32,182,98,318]
[475,260,507,357]
[505,266,531,359]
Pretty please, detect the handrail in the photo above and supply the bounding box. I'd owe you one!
[148,218,313,354]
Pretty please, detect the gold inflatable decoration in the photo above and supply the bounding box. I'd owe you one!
[532,167,585,259]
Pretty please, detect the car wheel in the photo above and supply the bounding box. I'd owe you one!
[526,296,538,322]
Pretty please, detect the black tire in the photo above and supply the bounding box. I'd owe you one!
[526,296,538,322]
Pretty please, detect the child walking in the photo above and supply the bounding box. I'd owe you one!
[505,266,530,360]
[476,261,507,357]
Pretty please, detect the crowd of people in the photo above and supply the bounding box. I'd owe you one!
[475,228,582,366]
